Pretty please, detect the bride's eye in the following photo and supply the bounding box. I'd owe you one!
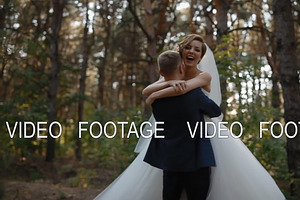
[184,45,191,50]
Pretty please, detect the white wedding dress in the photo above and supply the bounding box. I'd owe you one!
[94,45,286,200]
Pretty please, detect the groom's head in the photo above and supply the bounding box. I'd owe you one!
[157,50,184,80]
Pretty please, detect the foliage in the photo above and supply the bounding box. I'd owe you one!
[0,79,48,168]
[1,0,299,196]
[63,167,97,188]
[228,103,287,178]
[81,106,145,171]
[214,35,239,88]
[214,34,288,183]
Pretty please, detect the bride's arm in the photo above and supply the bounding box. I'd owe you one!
[142,77,186,96]
[146,72,211,106]
[188,71,211,93]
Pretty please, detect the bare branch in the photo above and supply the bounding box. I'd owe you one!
[127,0,151,40]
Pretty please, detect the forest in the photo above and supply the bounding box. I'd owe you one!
[0,0,299,199]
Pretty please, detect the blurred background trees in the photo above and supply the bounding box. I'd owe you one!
[0,0,299,198]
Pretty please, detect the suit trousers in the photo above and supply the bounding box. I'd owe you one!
[163,167,210,200]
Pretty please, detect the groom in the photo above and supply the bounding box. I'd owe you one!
[144,50,221,200]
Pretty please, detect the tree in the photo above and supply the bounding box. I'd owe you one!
[202,0,215,49]
[127,0,177,84]
[254,0,281,110]
[96,0,113,108]
[75,0,92,161]
[0,0,13,102]
[213,0,234,117]
[273,0,300,196]
[189,0,197,33]
[46,0,67,162]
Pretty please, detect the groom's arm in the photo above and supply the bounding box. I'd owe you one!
[196,89,221,118]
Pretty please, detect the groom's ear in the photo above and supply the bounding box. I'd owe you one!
[159,70,164,77]
[179,63,185,74]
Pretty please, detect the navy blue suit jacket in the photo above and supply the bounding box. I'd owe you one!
[144,88,221,171]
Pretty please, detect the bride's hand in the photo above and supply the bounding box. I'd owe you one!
[146,94,155,107]
[168,80,187,92]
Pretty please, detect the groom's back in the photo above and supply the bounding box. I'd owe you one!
[144,88,217,171]
[152,88,202,123]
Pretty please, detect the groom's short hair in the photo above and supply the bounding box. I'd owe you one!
[157,50,181,76]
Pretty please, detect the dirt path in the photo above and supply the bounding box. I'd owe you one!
[0,156,122,200]
[2,181,103,200]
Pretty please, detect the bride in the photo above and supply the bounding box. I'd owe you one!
[94,34,286,200]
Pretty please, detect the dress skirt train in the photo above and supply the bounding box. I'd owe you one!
[94,117,286,200]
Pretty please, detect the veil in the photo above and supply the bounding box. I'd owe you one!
[197,44,222,107]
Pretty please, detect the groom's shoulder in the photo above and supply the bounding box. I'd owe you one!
[191,87,203,92]
[185,88,209,102]
[171,88,205,101]
[186,87,204,96]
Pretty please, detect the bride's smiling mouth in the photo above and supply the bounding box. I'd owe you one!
[186,56,195,61]
[184,55,195,64]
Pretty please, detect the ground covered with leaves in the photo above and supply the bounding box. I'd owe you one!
[0,154,292,200]
[0,156,121,200]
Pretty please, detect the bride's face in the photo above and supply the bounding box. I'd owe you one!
[182,40,203,68]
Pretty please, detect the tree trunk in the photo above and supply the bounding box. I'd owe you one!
[213,0,231,44]
[76,0,90,161]
[213,0,233,117]
[46,0,66,162]
[0,0,10,102]
[190,0,197,33]
[203,0,215,50]
[0,0,9,30]
[143,0,158,83]
[273,0,300,196]
[97,0,111,108]
[255,0,281,110]
[127,0,175,84]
